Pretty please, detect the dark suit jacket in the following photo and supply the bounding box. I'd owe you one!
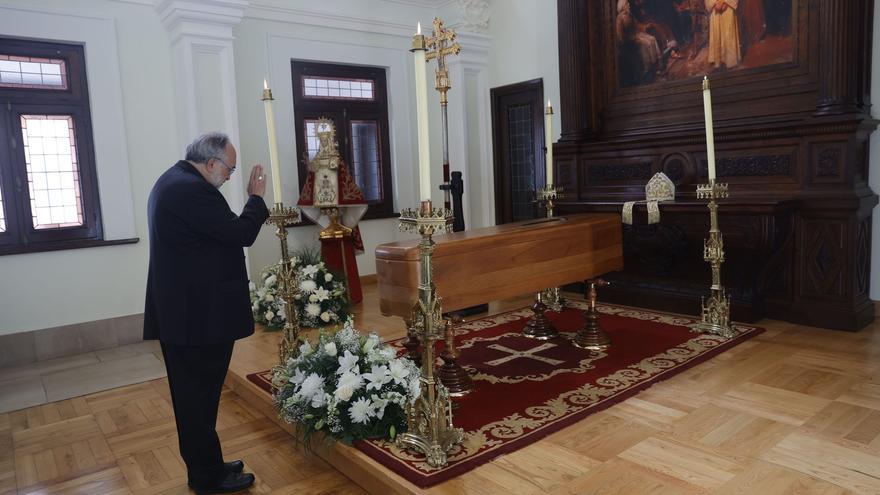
[144,161,270,345]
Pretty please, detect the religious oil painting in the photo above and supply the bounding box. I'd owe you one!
[616,0,795,88]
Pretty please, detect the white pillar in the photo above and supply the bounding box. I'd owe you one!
[157,0,249,215]
[443,0,494,228]
[158,0,252,272]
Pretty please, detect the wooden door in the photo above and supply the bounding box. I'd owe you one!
[490,79,545,224]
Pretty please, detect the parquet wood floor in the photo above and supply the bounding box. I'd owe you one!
[3,282,880,494]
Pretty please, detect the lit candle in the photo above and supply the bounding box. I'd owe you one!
[411,22,431,201]
[702,76,716,182]
[545,100,554,186]
[262,79,283,201]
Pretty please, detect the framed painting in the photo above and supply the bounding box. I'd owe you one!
[615,0,796,88]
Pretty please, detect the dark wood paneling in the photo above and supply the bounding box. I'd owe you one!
[555,0,878,331]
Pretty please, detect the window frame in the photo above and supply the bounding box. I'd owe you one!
[0,37,104,255]
[291,61,395,221]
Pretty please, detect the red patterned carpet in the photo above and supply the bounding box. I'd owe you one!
[247,302,763,487]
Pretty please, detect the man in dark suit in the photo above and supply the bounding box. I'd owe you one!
[144,132,269,494]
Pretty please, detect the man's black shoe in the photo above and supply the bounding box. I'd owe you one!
[187,461,245,487]
[190,471,255,494]
[224,460,244,474]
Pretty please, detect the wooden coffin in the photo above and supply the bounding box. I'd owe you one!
[375,213,623,318]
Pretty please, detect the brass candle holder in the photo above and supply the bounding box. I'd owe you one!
[438,315,473,397]
[537,184,560,220]
[265,202,302,362]
[395,200,463,468]
[572,278,611,350]
[523,184,565,340]
[693,180,735,338]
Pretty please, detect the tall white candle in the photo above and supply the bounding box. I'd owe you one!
[412,22,431,201]
[545,100,554,186]
[702,76,716,182]
[262,79,283,201]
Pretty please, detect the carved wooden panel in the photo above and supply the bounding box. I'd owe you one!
[810,143,846,183]
[801,220,846,299]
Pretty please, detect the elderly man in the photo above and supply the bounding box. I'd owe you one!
[144,132,268,493]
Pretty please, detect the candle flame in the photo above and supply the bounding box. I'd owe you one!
[547,99,552,108]
[417,22,421,35]
[264,79,268,90]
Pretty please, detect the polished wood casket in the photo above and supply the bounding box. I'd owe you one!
[375,213,623,319]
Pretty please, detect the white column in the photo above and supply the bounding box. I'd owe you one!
[158,0,252,272]
[157,0,249,215]
[446,28,492,228]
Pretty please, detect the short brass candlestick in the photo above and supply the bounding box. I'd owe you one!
[693,180,734,338]
[396,200,463,468]
[265,202,302,362]
[524,184,564,339]
[573,278,611,350]
[438,315,473,397]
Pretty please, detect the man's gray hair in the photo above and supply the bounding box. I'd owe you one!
[185,132,230,164]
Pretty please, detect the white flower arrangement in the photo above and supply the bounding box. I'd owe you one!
[250,250,350,330]
[272,318,421,444]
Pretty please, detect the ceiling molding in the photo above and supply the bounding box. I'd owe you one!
[246,4,417,38]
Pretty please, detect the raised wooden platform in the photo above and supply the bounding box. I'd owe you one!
[222,281,880,494]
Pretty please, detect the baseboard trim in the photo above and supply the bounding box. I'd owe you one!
[360,274,377,285]
[0,313,145,369]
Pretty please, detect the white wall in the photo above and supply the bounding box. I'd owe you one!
[0,0,495,336]
[0,0,178,335]
[870,1,880,301]
[488,0,560,145]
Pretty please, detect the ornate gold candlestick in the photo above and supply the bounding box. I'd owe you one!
[396,200,463,468]
[265,202,302,361]
[537,184,560,220]
[535,184,565,314]
[693,181,734,338]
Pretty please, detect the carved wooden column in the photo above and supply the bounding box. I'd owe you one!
[815,0,865,115]
[556,0,593,142]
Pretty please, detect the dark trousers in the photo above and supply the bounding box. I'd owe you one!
[160,341,234,482]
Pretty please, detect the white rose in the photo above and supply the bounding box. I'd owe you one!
[320,312,331,322]
[252,302,259,311]
[265,311,275,321]
[335,385,354,401]
[265,275,277,286]
[324,342,338,356]
[324,273,333,282]
[264,294,274,302]
[309,294,319,303]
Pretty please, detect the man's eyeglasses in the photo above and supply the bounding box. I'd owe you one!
[212,156,236,174]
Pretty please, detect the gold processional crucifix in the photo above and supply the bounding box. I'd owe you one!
[424,18,461,212]
[424,17,461,105]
